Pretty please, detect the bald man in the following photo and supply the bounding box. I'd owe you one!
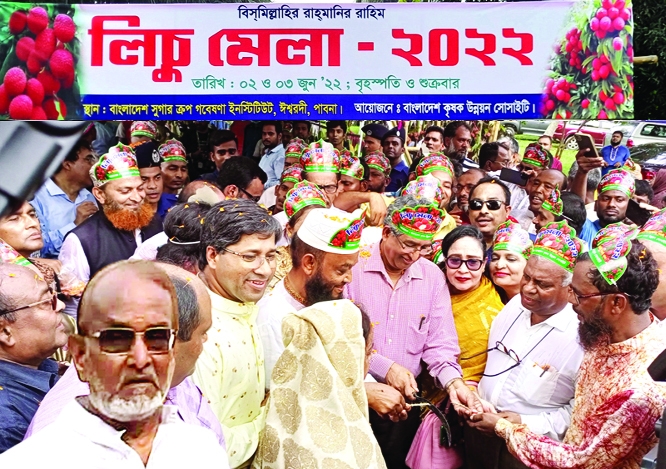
[0,264,67,452]
[12,261,228,467]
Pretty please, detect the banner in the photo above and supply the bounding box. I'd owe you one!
[0,1,633,120]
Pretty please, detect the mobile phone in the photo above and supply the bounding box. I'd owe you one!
[499,168,529,187]
[626,199,652,226]
[574,133,600,158]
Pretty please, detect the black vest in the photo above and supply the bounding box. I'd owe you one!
[66,211,163,278]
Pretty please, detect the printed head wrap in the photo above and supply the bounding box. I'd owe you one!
[158,139,187,164]
[339,151,364,180]
[522,143,552,169]
[541,186,563,217]
[636,208,666,248]
[284,181,327,219]
[401,175,445,206]
[285,138,307,160]
[389,198,443,242]
[300,140,340,174]
[532,221,581,273]
[592,222,638,249]
[589,231,632,285]
[90,143,140,188]
[363,151,391,176]
[492,221,533,259]
[130,121,157,140]
[597,169,635,198]
[281,164,303,185]
[416,152,454,179]
[297,208,365,254]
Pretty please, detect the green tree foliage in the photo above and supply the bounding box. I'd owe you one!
[633,0,666,119]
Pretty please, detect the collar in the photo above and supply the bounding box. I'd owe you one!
[605,315,659,355]
[207,287,258,318]
[392,161,409,174]
[265,145,283,156]
[45,178,91,201]
[521,300,576,332]
[160,193,178,202]
[362,242,425,281]
[0,358,59,393]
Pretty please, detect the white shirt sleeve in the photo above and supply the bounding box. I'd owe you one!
[58,234,89,318]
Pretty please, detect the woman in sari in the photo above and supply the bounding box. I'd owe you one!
[489,221,532,303]
[408,225,503,469]
[254,300,386,469]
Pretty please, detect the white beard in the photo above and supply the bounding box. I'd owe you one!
[88,390,165,422]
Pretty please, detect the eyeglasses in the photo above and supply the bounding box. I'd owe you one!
[239,187,261,203]
[569,286,616,306]
[2,292,58,315]
[393,233,433,255]
[315,183,338,194]
[83,327,176,354]
[490,159,510,169]
[468,199,506,211]
[215,148,237,157]
[454,183,475,194]
[221,247,277,267]
[444,256,484,271]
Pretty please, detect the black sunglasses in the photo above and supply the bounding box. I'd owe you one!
[82,326,176,354]
[445,257,484,271]
[2,292,58,315]
[468,199,505,211]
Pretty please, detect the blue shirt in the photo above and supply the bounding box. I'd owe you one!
[600,145,630,176]
[31,179,97,259]
[0,358,59,453]
[386,160,410,192]
[258,144,285,188]
[158,192,179,219]
[579,219,597,248]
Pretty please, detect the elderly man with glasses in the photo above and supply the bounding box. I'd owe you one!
[472,228,666,469]
[0,264,67,453]
[193,199,282,469]
[465,221,584,469]
[0,260,226,466]
[345,195,484,469]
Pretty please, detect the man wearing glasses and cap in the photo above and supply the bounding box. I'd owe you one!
[0,264,67,452]
[346,195,484,469]
[466,221,584,469]
[0,261,227,466]
[194,199,282,469]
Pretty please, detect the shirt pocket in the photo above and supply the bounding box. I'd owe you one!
[512,359,559,404]
[405,317,428,355]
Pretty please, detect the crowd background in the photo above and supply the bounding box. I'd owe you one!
[1,118,666,469]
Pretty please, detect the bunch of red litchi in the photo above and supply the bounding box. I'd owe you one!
[0,7,76,120]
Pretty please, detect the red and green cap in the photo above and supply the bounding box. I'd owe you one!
[281,164,303,185]
[522,143,552,169]
[285,138,307,160]
[431,239,444,265]
[363,151,391,175]
[0,238,32,267]
[159,139,187,164]
[339,150,364,180]
[597,169,635,198]
[401,175,445,206]
[298,208,365,254]
[492,220,533,259]
[592,222,638,249]
[284,181,327,219]
[300,139,340,174]
[532,221,581,273]
[130,121,158,139]
[589,232,632,285]
[541,186,563,217]
[91,143,140,188]
[636,208,666,248]
[416,152,454,179]
[389,199,444,241]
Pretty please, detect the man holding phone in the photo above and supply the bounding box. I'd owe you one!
[600,131,630,176]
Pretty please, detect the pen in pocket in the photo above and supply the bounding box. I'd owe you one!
[419,315,426,330]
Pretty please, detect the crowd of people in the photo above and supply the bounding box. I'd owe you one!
[1,119,666,469]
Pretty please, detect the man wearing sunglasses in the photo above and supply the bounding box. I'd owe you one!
[480,234,666,469]
[0,264,67,453]
[466,221,584,469]
[0,261,227,466]
[199,130,239,184]
[468,178,512,252]
[194,199,282,469]
[346,195,483,469]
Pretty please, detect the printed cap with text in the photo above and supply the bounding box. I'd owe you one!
[300,140,340,174]
[637,208,666,248]
[363,151,391,176]
[159,139,188,164]
[130,121,158,140]
[297,208,365,254]
[597,168,635,198]
[492,220,532,259]
[90,143,140,188]
[531,221,581,273]
[339,150,364,180]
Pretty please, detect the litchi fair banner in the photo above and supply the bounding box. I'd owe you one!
[0,1,633,121]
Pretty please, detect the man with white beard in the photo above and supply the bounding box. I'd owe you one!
[0,261,227,468]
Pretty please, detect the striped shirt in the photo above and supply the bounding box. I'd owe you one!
[344,242,462,387]
[462,157,480,172]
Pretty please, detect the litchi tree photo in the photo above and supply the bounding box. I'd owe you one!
[0,3,80,120]
[540,0,633,119]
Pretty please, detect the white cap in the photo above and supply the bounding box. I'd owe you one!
[297,208,365,255]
